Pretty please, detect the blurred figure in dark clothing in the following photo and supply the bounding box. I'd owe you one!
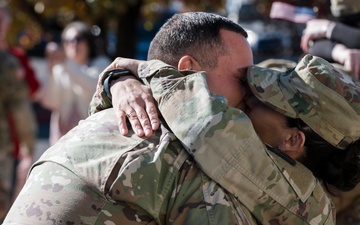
[301,0,360,80]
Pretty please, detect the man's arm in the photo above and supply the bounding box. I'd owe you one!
[139,60,335,225]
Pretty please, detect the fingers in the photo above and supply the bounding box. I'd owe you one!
[116,107,146,137]
[111,77,159,137]
[127,94,160,137]
[146,102,160,131]
[350,56,360,81]
[117,100,160,137]
[300,34,311,53]
[117,110,129,135]
[345,50,360,81]
[127,110,146,137]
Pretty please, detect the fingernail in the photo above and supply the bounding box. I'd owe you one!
[120,129,125,134]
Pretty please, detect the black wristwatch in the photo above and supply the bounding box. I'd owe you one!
[103,68,133,100]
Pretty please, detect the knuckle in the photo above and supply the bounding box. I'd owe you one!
[128,114,138,120]
[139,113,148,120]
[131,122,142,130]
[147,107,158,115]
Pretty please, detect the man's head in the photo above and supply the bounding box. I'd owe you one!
[148,12,254,108]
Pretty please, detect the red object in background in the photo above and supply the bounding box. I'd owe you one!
[7,46,40,159]
[8,47,40,98]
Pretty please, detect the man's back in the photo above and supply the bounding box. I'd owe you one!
[4,109,253,225]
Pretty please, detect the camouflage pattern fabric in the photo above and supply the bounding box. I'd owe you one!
[0,50,36,221]
[257,57,360,225]
[137,60,335,224]
[248,54,360,150]
[4,108,256,225]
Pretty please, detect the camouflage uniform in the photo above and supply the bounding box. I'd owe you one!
[4,109,258,225]
[256,57,360,225]
[0,50,36,221]
[4,55,337,224]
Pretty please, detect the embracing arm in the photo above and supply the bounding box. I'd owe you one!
[86,57,335,224]
[88,58,160,136]
[139,60,335,225]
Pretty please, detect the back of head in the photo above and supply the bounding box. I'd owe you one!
[148,12,247,68]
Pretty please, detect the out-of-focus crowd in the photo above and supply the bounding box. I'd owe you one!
[0,2,111,222]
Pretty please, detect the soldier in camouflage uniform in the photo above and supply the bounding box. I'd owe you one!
[5,13,359,225]
[256,57,360,225]
[302,0,360,225]
[94,12,360,224]
[5,12,359,225]
[0,50,36,222]
[5,50,360,224]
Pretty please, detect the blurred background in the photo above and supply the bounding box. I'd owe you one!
[3,0,332,158]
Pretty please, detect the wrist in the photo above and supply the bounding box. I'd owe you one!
[103,69,134,100]
[325,22,336,39]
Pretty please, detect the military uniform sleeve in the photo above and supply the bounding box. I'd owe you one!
[139,61,335,225]
[88,65,113,115]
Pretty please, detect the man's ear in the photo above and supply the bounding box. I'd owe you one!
[279,128,306,160]
[178,55,202,71]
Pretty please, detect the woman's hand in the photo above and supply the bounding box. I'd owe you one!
[101,57,160,137]
[111,76,159,137]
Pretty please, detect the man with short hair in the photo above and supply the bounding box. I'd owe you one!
[4,12,336,225]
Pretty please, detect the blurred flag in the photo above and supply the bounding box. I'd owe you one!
[270,2,316,23]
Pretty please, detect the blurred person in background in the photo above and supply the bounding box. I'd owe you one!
[301,0,360,80]
[0,50,36,223]
[37,21,111,145]
[0,0,37,208]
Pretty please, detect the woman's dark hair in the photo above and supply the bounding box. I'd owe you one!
[287,117,360,194]
[61,21,98,60]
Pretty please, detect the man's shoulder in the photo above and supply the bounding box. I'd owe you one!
[33,109,149,187]
[38,108,147,161]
